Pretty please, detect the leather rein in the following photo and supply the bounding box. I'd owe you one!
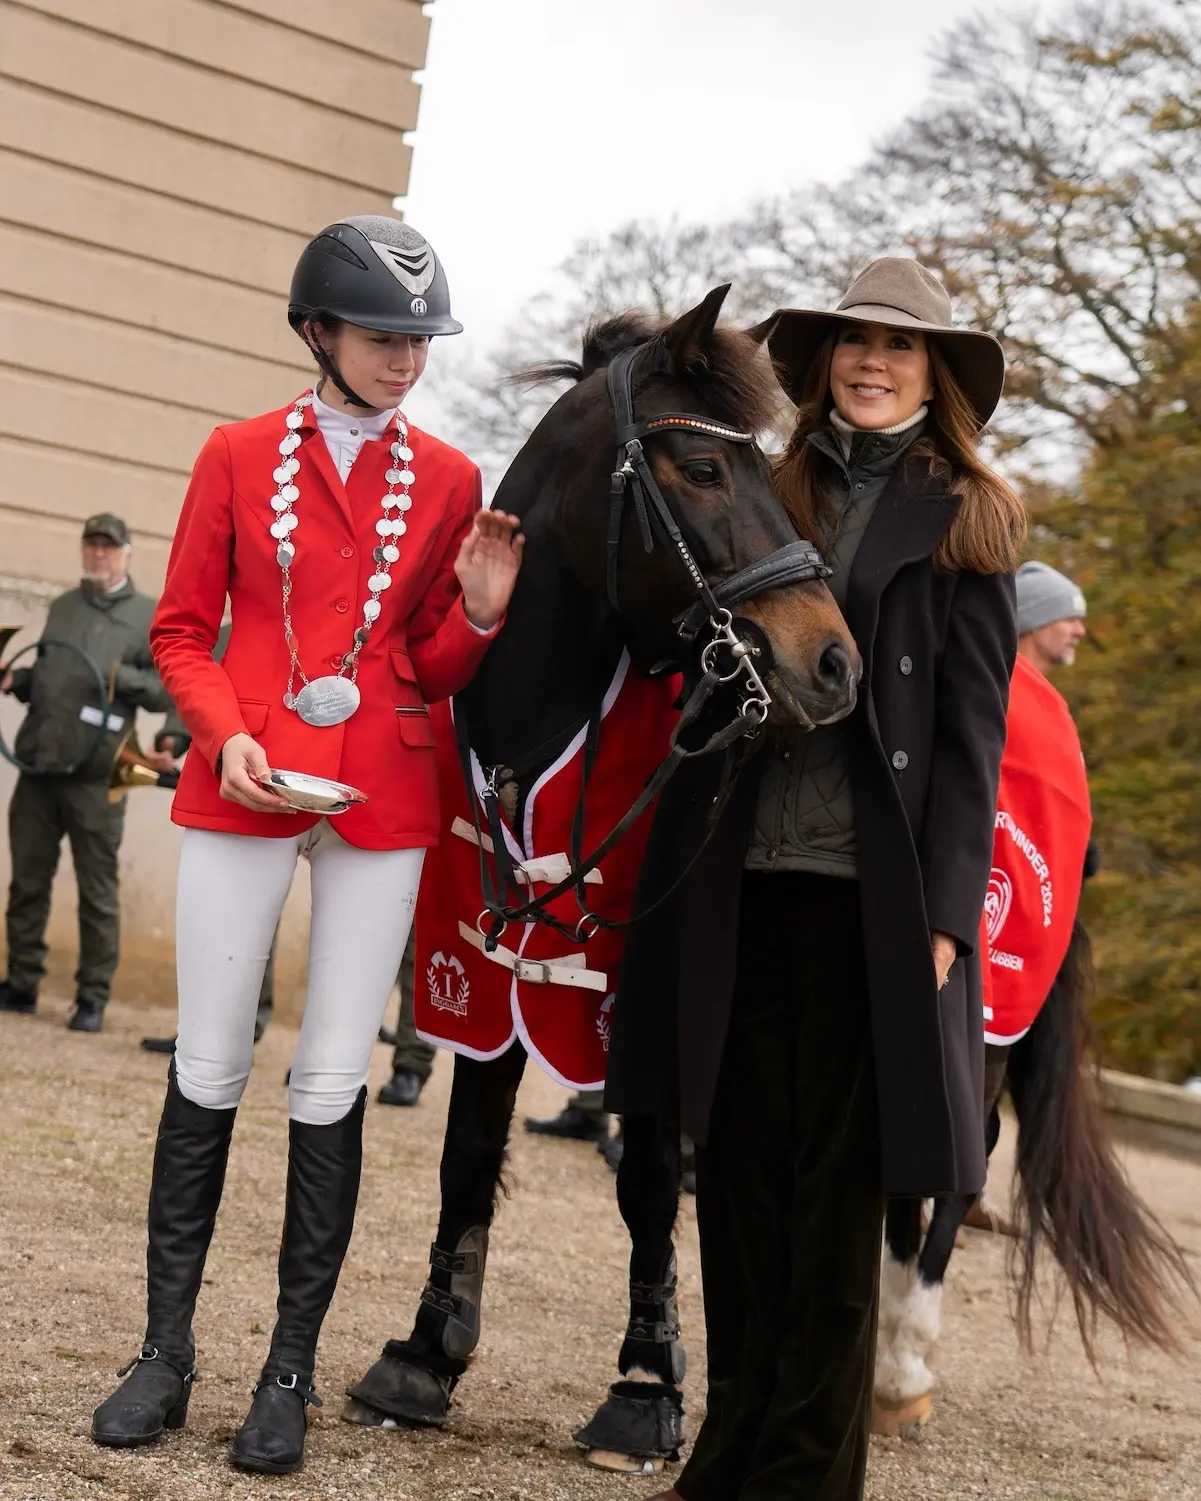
[457,342,831,948]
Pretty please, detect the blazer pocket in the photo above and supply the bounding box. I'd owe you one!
[238,698,270,735]
[390,647,420,686]
[396,706,436,748]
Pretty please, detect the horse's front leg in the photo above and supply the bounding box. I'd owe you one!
[873,1193,972,1439]
[343,1044,526,1429]
[576,1113,685,1475]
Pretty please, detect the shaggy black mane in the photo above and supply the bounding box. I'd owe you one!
[512,309,780,434]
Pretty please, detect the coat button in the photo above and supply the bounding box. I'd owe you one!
[899,655,913,675]
[329,655,342,669]
[334,598,349,613]
[340,545,354,559]
[892,750,909,770]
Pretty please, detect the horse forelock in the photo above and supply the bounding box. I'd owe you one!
[512,312,779,434]
[637,324,781,435]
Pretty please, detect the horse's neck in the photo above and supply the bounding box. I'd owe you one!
[458,528,623,780]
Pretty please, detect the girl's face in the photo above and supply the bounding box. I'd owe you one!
[829,322,932,430]
[319,323,430,412]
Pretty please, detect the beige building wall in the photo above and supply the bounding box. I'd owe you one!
[0,0,430,1012]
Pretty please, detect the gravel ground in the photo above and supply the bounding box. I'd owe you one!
[1,995,1199,1501]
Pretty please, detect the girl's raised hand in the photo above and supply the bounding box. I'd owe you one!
[455,510,525,631]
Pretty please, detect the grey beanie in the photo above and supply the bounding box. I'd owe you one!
[1016,561,1087,634]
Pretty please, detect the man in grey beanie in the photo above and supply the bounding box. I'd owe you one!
[1016,560,1087,675]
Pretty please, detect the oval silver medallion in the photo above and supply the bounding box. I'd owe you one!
[294,676,361,727]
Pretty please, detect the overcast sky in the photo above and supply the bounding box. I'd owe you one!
[398,0,991,428]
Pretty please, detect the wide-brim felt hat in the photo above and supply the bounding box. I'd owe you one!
[767,257,1006,429]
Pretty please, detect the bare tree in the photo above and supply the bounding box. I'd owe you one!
[443,1,1200,484]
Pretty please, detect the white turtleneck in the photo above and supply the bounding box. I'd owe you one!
[310,388,395,483]
[829,403,928,459]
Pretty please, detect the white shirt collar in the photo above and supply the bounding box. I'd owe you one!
[309,389,396,481]
[310,389,394,438]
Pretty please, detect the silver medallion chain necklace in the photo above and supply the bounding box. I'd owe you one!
[270,390,415,727]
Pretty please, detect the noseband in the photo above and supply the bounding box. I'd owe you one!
[605,344,830,726]
[459,340,834,948]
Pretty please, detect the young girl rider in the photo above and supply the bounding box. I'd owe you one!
[90,217,523,1474]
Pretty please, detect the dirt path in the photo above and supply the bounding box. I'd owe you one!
[2,997,1199,1501]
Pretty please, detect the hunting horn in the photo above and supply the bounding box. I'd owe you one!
[108,728,180,804]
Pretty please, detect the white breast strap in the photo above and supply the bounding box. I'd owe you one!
[456,921,609,993]
[451,816,603,886]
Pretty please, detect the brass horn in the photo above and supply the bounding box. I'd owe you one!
[108,728,179,804]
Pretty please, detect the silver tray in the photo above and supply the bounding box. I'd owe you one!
[257,769,369,815]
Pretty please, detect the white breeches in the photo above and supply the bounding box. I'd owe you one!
[174,821,424,1125]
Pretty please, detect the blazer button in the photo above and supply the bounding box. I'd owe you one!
[329,655,342,669]
[334,598,349,613]
[892,750,909,770]
[899,655,913,675]
[340,545,355,559]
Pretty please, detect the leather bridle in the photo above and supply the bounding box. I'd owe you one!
[459,340,832,946]
[604,345,830,728]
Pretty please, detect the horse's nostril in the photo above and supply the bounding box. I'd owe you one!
[817,641,852,690]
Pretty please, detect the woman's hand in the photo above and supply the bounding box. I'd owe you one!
[219,732,293,813]
[931,931,957,989]
[455,509,525,631]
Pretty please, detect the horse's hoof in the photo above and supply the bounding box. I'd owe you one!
[871,1391,933,1439]
[574,1381,683,1465]
[586,1448,665,1474]
[341,1397,408,1429]
[962,1197,1017,1237]
[344,1355,454,1428]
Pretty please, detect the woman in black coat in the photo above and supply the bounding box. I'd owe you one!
[607,258,1025,1501]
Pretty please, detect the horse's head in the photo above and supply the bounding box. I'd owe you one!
[500,285,858,729]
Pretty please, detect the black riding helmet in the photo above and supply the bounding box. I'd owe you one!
[288,216,462,407]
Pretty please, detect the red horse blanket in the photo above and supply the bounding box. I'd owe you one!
[980,654,1091,1044]
[415,654,680,1088]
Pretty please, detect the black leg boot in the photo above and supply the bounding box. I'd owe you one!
[92,1065,236,1446]
[230,1089,366,1475]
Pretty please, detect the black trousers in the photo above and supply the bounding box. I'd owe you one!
[391,932,436,1082]
[681,872,884,1501]
[6,775,125,1007]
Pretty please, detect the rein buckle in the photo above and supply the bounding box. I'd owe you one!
[514,957,552,984]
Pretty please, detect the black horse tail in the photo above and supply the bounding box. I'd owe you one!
[1006,918,1195,1362]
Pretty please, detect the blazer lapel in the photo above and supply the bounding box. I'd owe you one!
[298,409,356,534]
[845,460,960,672]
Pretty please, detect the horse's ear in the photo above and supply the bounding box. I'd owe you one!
[744,312,781,347]
[660,284,731,372]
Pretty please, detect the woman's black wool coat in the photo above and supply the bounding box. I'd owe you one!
[606,456,1018,1198]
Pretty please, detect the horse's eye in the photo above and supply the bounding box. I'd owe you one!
[681,460,721,487]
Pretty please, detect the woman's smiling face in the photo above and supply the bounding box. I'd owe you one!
[829,321,932,430]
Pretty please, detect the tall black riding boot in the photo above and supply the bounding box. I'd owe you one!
[230,1089,366,1475]
[92,1065,236,1446]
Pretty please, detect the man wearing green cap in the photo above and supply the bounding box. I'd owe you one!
[0,515,175,1031]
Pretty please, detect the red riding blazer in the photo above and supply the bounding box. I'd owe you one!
[150,398,496,851]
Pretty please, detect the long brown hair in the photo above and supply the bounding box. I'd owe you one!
[774,329,1027,574]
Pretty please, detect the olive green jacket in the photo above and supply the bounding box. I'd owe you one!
[746,421,926,877]
[7,578,171,779]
